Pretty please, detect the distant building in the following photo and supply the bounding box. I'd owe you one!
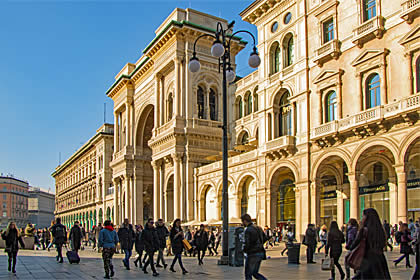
[0,176,29,229]
[28,187,55,229]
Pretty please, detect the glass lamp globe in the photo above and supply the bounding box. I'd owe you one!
[211,41,225,58]
[226,68,236,83]
[188,57,201,73]
[248,52,261,68]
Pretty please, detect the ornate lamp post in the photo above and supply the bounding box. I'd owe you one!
[188,21,260,265]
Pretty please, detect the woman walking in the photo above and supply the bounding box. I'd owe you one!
[194,224,209,265]
[98,220,119,279]
[169,219,188,274]
[394,223,413,268]
[344,218,358,280]
[134,225,144,269]
[1,222,25,274]
[318,225,328,253]
[208,230,217,256]
[325,221,345,280]
[348,208,391,279]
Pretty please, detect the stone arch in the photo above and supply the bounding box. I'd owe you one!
[134,103,154,149]
[215,176,236,196]
[237,129,250,145]
[268,161,300,185]
[193,72,222,90]
[311,149,351,181]
[270,83,294,108]
[198,183,218,222]
[236,174,258,219]
[399,129,420,164]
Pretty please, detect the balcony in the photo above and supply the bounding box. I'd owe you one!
[352,16,385,48]
[311,93,420,146]
[263,135,296,160]
[401,0,420,23]
[112,146,134,161]
[313,39,341,66]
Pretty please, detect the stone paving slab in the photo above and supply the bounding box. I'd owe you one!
[0,245,416,279]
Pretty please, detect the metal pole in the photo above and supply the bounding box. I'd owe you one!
[220,49,229,265]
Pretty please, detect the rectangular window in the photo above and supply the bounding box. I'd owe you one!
[323,18,334,43]
[364,0,376,21]
[2,211,6,217]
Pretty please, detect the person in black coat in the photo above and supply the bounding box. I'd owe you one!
[194,224,209,265]
[303,224,317,263]
[208,231,216,256]
[141,219,159,276]
[155,219,169,268]
[49,217,67,263]
[383,220,393,251]
[325,221,345,280]
[394,223,413,268]
[349,208,391,280]
[169,219,188,274]
[1,222,25,274]
[69,221,83,254]
[118,218,136,270]
[134,225,144,269]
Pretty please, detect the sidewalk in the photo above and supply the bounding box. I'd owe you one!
[0,243,416,279]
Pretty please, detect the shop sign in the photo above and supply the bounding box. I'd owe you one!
[359,183,389,195]
[407,178,420,189]
[321,190,337,199]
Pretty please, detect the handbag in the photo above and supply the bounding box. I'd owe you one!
[321,257,333,271]
[345,228,367,270]
[182,239,192,251]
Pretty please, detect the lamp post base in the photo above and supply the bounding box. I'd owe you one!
[217,255,229,266]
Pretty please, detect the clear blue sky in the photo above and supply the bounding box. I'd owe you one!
[0,0,257,192]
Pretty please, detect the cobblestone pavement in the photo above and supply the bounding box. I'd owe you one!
[0,244,416,279]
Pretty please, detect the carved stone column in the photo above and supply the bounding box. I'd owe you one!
[348,173,359,219]
[379,63,388,105]
[154,74,161,128]
[152,160,161,220]
[395,164,407,223]
[113,178,119,225]
[173,153,182,219]
[336,188,344,227]
[356,73,363,111]
[388,175,398,226]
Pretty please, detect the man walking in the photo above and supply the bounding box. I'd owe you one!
[49,217,67,263]
[69,221,83,254]
[98,220,119,279]
[241,214,267,280]
[155,219,169,268]
[141,218,159,276]
[118,218,136,270]
[383,220,393,251]
[303,224,317,264]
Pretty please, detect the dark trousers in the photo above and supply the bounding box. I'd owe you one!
[395,253,410,266]
[7,251,17,271]
[135,250,143,267]
[143,251,156,273]
[156,248,166,266]
[306,245,315,263]
[123,249,132,267]
[102,248,115,276]
[208,246,216,256]
[56,244,63,261]
[197,249,206,263]
[331,256,345,279]
[171,253,186,271]
[245,252,267,280]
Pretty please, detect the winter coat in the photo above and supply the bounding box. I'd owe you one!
[209,232,216,247]
[345,225,358,250]
[194,230,209,251]
[69,225,83,251]
[349,227,391,280]
[117,224,135,250]
[98,227,119,249]
[170,226,184,255]
[383,222,391,239]
[155,224,169,249]
[243,223,265,256]
[135,230,144,253]
[1,229,25,252]
[50,223,67,245]
[304,227,317,246]
[326,230,345,259]
[141,225,159,253]
[397,230,413,254]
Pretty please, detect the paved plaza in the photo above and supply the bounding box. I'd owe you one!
[0,244,416,279]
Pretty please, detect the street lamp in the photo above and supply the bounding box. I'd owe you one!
[188,21,260,265]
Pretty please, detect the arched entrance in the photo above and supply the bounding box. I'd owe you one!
[200,184,218,221]
[355,145,396,222]
[405,137,420,221]
[237,176,257,219]
[270,167,296,230]
[106,207,111,221]
[165,175,174,223]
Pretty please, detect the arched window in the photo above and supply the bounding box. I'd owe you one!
[416,56,420,93]
[236,96,243,119]
[279,92,292,137]
[325,91,337,122]
[209,89,217,121]
[270,42,280,74]
[167,93,173,122]
[246,92,252,115]
[253,92,258,112]
[363,0,376,21]
[366,73,380,109]
[197,86,205,119]
[283,34,294,68]
[240,131,249,144]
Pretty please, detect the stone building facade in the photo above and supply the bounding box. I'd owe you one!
[0,176,29,229]
[52,124,114,230]
[28,187,55,229]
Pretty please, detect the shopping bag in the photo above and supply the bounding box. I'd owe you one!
[182,239,192,250]
[321,257,333,271]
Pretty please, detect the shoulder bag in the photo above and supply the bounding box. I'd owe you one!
[345,228,367,270]
[321,257,333,271]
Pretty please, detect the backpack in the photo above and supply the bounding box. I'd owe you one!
[54,225,66,240]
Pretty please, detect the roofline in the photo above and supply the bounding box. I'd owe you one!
[239,0,263,18]
[51,131,113,177]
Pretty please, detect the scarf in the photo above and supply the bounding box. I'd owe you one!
[104,225,114,231]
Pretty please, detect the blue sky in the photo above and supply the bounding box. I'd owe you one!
[0,0,257,192]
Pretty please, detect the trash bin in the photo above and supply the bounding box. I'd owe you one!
[229,226,244,267]
[287,243,300,264]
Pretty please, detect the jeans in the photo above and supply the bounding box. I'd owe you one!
[123,249,132,267]
[171,253,186,271]
[395,253,410,266]
[245,253,267,280]
[156,248,166,266]
[318,240,326,253]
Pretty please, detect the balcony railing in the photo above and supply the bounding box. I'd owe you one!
[314,39,340,66]
[265,135,296,152]
[401,0,420,23]
[352,16,385,47]
[311,93,420,139]
[236,70,259,90]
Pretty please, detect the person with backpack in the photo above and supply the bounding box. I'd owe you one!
[69,221,83,254]
[98,220,119,279]
[241,214,267,280]
[49,217,67,263]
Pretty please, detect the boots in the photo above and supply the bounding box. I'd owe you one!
[329,269,335,280]
[110,266,114,277]
[8,260,11,272]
